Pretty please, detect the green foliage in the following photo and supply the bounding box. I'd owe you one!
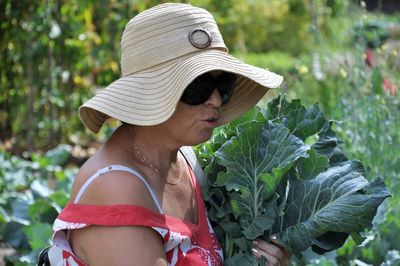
[1,0,346,152]
[353,20,391,48]
[0,146,77,264]
[197,96,390,264]
[277,9,400,265]
[1,1,399,265]
[330,43,400,266]
[279,167,388,255]
[0,0,130,150]
[237,51,297,75]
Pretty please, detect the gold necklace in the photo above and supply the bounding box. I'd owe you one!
[127,126,182,185]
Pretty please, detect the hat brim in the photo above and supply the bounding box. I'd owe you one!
[79,49,283,133]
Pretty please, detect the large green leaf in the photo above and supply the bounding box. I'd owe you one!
[265,96,327,140]
[223,107,266,138]
[277,161,390,255]
[242,200,277,239]
[296,149,329,180]
[264,95,291,121]
[201,96,391,263]
[195,107,265,170]
[312,231,349,254]
[216,121,308,238]
[312,121,348,164]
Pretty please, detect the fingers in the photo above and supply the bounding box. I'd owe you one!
[270,235,292,257]
[252,247,281,266]
[251,236,291,266]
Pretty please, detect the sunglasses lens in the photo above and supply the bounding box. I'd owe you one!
[180,72,236,105]
[180,74,214,105]
[218,73,236,104]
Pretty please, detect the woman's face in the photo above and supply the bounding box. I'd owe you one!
[161,86,223,146]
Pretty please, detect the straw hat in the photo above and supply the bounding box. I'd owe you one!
[79,3,283,133]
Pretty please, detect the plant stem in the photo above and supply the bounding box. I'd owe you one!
[253,177,258,218]
[279,179,290,232]
[225,233,233,258]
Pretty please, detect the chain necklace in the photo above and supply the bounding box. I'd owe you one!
[127,126,182,185]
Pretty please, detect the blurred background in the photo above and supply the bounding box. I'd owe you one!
[0,0,399,265]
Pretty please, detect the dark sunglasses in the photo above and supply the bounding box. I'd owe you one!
[180,72,237,105]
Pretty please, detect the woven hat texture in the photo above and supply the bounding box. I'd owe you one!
[79,3,283,133]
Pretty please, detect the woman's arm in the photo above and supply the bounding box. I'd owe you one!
[69,169,168,265]
[71,225,167,266]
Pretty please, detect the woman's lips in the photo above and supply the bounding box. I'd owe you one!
[206,117,218,123]
[202,115,220,127]
[202,109,220,126]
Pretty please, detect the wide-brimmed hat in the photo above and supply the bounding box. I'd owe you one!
[79,3,283,133]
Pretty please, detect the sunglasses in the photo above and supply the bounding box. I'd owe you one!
[180,72,237,105]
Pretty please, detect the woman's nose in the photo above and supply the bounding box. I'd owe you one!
[204,89,222,107]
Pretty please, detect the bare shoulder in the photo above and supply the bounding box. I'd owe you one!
[69,155,158,210]
[69,155,167,265]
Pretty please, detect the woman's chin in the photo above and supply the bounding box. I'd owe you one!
[187,130,214,146]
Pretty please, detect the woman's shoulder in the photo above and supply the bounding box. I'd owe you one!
[69,153,160,211]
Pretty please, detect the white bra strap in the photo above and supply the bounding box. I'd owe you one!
[179,146,206,188]
[73,165,163,214]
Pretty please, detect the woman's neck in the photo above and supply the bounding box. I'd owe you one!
[118,124,181,175]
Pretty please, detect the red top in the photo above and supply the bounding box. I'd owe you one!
[50,165,223,266]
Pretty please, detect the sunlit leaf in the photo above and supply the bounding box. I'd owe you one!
[277,163,390,255]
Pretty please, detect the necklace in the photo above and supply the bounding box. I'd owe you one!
[127,126,182,185]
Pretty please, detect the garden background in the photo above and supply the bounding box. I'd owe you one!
[0,0,399,265]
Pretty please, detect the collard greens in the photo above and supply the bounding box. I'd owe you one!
[197,96,390,264]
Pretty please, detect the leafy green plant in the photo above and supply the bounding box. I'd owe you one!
[0,145,77,265]
[236,51,297,74]
[353,20,390,49]
[197,96,390,265]
[330,42,400,265]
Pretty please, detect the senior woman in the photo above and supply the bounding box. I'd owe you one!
[44,3,291,266]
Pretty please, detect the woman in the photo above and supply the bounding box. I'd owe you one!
[46,3,290,266]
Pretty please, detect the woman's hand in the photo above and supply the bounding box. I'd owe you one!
[251,235,291,266]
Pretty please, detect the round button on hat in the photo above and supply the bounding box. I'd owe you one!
[188,29,212,49]
[79,3,283,133]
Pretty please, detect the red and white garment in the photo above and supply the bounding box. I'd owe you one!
[49,165,223,266]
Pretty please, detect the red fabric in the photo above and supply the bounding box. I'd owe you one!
[54,168,223,265]
[62,250,85,266]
